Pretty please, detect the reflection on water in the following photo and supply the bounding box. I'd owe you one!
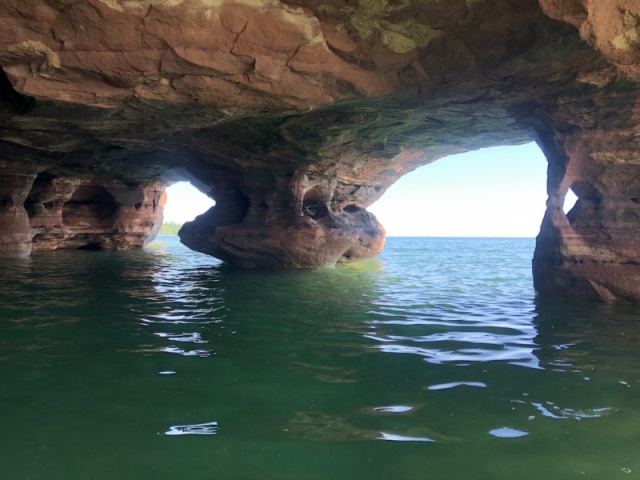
[489,427,529,438]
[0,237,639,479]
[165,420,219,436]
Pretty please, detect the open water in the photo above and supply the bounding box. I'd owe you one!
[1,236,640,480]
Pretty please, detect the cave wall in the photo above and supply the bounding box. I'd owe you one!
[530,0,640,302]
[534,116,640,302]
[0,159,165,255]
[0,0,639,301]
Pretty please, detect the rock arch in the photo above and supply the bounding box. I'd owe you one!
[0,0,639,301]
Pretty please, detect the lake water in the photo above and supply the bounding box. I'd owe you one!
[1,236,639,479]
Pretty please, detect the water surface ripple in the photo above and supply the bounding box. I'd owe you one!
[1,237,639,480]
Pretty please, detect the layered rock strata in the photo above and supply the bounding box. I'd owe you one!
[0,159,165,255]
[530,2,640,302]
[0,0,639,300]
[533,123,640,302]
[27,175,166,252]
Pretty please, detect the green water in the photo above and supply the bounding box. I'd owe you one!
[1,237,639,479]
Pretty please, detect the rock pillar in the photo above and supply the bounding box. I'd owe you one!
[0,161,35,256]
[533,128,640,302]
[179,170,385,268]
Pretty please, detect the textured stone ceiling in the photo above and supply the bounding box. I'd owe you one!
[1,0,640,301]
[0,0,604,178]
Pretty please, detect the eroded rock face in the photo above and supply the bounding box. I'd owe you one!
[180,167,386,267]
[27,176,165,251]
[533,123,640,302]
[0,1,639,300]
[0,160,165,255]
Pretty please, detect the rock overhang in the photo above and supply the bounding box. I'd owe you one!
[0,0,640,301]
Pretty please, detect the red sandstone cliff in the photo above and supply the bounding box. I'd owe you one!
[0,0,639,301]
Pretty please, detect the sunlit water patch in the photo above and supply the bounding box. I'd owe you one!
[1,236,640,479]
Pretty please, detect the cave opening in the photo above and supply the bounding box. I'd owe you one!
[161,181,215,233]
[159,143,572,249]
[563,188,579,215]
[369,142,551,238]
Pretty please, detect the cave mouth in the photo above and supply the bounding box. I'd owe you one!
[159,144,551,256]
[161,181,216,230]
[368,142,548,238]
[563,189,579,215]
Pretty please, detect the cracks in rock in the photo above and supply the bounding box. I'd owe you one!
[285,43,304,69]
[143,4,153,19]
[244,58,257,80]
[324,39,382,73]
[49,24,66,51]
[219,238,255,256]
[49,0,83,38]
[229,20,255,80]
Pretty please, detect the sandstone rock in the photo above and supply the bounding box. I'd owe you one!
[26,173,165,251]
[533,124,640,302]
[0,1,639,301]
[0,161,36,256]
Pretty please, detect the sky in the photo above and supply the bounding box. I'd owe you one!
[163,181,215,224]
[163,142,577,237]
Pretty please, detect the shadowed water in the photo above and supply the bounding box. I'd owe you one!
[1,237,639,479]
